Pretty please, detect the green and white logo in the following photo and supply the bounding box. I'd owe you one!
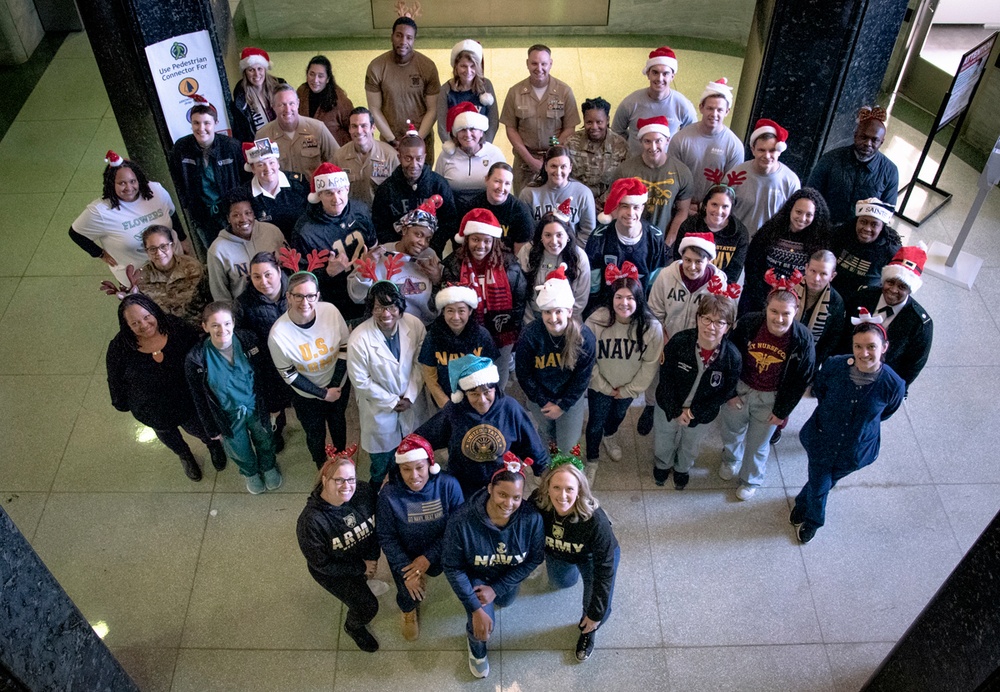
[170,42,187,60]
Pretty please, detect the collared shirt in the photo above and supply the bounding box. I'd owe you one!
[333,140,400,205]
[566,129,629,203]
[251,171,291,199]
[255,116,339,183]
[499,76,580,154]
[875,294,908,329]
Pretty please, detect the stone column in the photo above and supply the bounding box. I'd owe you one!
[731,0,909,178]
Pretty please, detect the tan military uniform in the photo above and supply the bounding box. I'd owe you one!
[499,76,580,193]
[255,115,339,183]
[333,140,400,206]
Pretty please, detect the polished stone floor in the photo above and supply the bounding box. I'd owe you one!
[1,31,998,692]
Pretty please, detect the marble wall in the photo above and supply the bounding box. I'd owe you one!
[0,508,138,690]
[0,0,43,65]
[243,0,756,44]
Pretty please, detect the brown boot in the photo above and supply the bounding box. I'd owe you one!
[401,609,419,641]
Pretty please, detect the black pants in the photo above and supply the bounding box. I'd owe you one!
[153,416,218,458]
[310,569,379,630]
[292,381,352,467]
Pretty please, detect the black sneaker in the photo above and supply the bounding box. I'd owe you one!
[208,441,228,471]
[770,428,782,445]
[273,431,285,454]
[789,506,805,527]
[575,630,595,661]
[345,624,379,652]
[653,466,671,486]
[797,524,817,544]
[637,405,655,436]
[673,471,690,490]
[179,453,202,482]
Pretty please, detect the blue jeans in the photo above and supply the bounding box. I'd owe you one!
[527,396,587,454]
[719,382,777,487]
[546,545,621,625]
[467,581,521,658]
[585,390,632,460]
[793,459,857,529]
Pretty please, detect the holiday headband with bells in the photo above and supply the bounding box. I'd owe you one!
[491,450,534,482]
[549,444,585,473]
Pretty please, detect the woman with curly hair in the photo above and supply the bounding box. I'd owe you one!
[518,212,590,324]
[739,186,831,317]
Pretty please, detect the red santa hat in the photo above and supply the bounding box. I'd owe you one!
[642,46,678,76]
[435,281,479,312]
[534,264,575,311]
[882,242,927,293]
[308,163,350,203]
[749,118,788,152]
[455,208,502,244]
[242,138,280,172]
[700,78,734,108]
[239,47,271,72]
[599,177,648,224]
[443,102,490,154]
[552,198,573,223]
[104,150,124,168]
[636,116,671,141]
[395,434,440,474]
[679,231,717,260]
[855,197,894,225]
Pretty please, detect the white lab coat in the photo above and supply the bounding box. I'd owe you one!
[347,312,427,453]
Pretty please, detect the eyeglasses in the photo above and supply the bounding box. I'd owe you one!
[145,242,173,255]
[289,292,319,302]
[372,304,400,314]
[330,477,356,486]
[698,315,729,329]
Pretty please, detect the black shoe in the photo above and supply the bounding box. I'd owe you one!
[770,428,782,445]
[208,441,228,471]
[637,406,655,436]
[273,431,285,454]
[673,471,690,490]
[575,630,595,661]
[345,624,379,652]
[179,453,202,482]
[789,505,805,527]
[653,466,671,487]
[797,524,817,544]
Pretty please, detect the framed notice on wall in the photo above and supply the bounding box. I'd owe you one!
[144,30,233,143]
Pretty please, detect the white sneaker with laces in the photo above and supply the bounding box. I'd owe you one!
[736,485,756,501]
[367,579,390,596]
[468,641,489,678]
[601,434,622,462]
[718,461,738,481]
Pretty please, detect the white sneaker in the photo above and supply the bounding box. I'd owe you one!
[736,485,756,501]
[367,579,390,596]
[584,462,598,487]
[601,434,622,462]
[468,641,490,678]
[718,461,738,481]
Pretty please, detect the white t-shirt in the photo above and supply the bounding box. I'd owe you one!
[267,302,350,398]
[72,182,176,284]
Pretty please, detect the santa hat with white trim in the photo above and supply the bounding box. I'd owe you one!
[448,354,500,404]
[855,198,894,225]
[450,39,492,108]
[243,138,280,172]
[395,433,440,474]
[435,281,479,312]
[642,46,678,76]
[679,231,717,260]
[700,78,734,108]
[882,242,927,293]
[636,115,670,141]
[599,177,648,224]
[104,150,124,168]
[749,118,788,152]
[239,47,271,72]
[308,163,350,203]
[443,102,489,154]
[534,264,575,311]
[455,207,502,245]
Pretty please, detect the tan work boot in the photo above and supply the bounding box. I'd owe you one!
[401,609,419,641]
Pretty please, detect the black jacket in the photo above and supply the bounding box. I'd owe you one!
[730,313,816,420]
[184,329,273,438]
[236,274,292,411]
[231,77,287,144]
[169,133,250,236]
[656,328,742,424]
[296,482,380,580]
[371,165,459,255]
[842,286,933,393]
[241,172,310,237]
[830,222,902,298]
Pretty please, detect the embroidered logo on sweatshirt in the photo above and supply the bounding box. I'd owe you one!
[461,424,506,462]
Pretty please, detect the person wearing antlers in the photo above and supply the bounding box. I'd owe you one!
[719,269,815,500]
[790,309,905,543]
[267,263,352,469]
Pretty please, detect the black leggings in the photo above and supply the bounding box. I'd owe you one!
[310,569,379,630]
[153,416,216,458]
[292,381,352,467]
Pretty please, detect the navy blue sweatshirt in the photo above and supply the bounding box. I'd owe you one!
[415,394,550,495]
[529,493,619,621]
[296,482,380,580]
[418,316,501,398]
[442,487,545,613]
[515,320,596,411]
[376,471,465,574]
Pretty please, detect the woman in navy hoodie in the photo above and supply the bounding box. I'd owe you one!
[296,446,382,653]
[443,453,545,679]
[376,434,465,641]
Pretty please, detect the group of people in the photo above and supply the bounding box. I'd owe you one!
[88,20,936,677]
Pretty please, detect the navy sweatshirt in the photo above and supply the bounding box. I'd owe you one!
[415,394,550,495]
[529,492,619,621]
[296,482,380,580]
[442,488,545,613]
[376,472,465,574]
[515,320,596,411]
[418,316,501,397]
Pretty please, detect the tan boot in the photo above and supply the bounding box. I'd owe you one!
[401,609,419,641]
